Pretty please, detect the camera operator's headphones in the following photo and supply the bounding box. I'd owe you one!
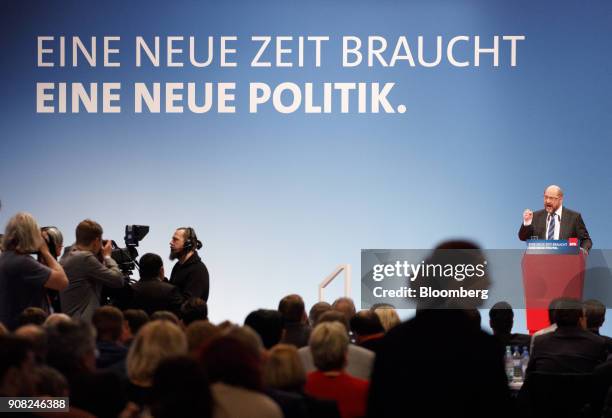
[181,227,203,252]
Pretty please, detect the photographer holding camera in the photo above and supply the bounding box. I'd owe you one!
[0,212,68,330]
[60,219,124,321]
[39,226,64,312]
[169,227,209,302]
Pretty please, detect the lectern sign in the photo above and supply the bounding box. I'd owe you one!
[526,239,580,255]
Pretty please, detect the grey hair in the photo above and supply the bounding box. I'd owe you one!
[309,321,349,372]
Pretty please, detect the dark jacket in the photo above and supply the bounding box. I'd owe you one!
[169,253,209,301]
[518,207,592,251]
[130,278,184,316]
[527,326,607,375]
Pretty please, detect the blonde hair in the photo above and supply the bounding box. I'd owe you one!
[2,212,42,253]
[127,320,187,386]
[309,322,348,371]
[264,344,306,391]
[374,307,401,332]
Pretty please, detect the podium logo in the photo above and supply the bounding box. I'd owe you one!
[569,238,578,247]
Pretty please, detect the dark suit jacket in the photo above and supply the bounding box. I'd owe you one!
[129,278,184,316]
[367,310,511,418]
[518,207,592,251]
[527,326,607,375]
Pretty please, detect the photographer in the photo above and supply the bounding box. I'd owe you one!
[169,227,209,302]
[0,212,68,330]
[39,226,64,312]
[60,219,124,321]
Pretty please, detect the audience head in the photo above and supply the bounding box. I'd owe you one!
[18,307,48,327]
[186,320,219,353]
[489,301,514,335]
[350,310,385,341]
[122,309,150,338]
[75,219,103,252]
[2,212,42,253]
[15,324,48,363]
[0,335,35,396]
[127,320,187,387]
[0,322,7,336]
[92,306,124,342]
[151,311,180,325]
[139,253,164,280]
[150,356,212,418]
[553,298,585,328]
[45,321,97,379]
[263,344,306,392]
[309,322,349,372]
[278,294,306,324]
[316,310,350,333]
[372,304,401,332]
[332,297,356,322]
[31,365,69,397]
[200,335,263,391]
[309,301,332,326]
[548,297,564,324]
[180,298,208,325]
[584,299,606,331]
[43,313,72,328]
[244,309,284,349]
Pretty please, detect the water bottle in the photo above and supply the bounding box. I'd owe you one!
[505,346,514,382]
[521,346,530,377]
[513,346,523,381]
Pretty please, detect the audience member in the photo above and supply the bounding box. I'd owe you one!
[584,299,612,351]
[126,319,188,407]
[130,253,183,316]
[350,311,385,355]
[527,298,607,375]
[331,298,356,324]
[43,312,72,328]
[0,322,7,336]
[18,306,48,326]
[372,304,400,332]
[304,322,369,418]
[181,297,209,325]
[299,310,375,380]
[530,297,563,352]
[367,240,511,418]
[92,306,128,369]
[46,320,128,417]
[489,301,531,352]
[60,219,124,321]
[186,320,220,353]
[169,227,210,301]
[279,294,311,348]
[15,324,48,363]
[199,335,282,418]
[122,309,149,346]
[245,309,284,349]
[0,212,68,329]
[150,310,180,325]
[309,302,332,327]
[150,356,212,418]
[0,334,35,396]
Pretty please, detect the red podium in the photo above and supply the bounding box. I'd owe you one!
[521,241,586,334]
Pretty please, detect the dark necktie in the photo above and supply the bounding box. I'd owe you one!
[547,213,556,240]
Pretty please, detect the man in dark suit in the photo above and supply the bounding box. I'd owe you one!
[518,185,592,251]
[526,298,607,376]
[130,253,184,316]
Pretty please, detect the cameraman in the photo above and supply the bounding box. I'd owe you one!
[169,227,209,302]
[60,219,124,321]
[39,226,64,312]
[0,212,68,330]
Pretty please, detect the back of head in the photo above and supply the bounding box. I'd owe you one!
[199,335,262,391]
[2,212,41,253]
[75,219,103,247]
[316,310,350,333]
[372,305,401,332]
[31,365,69,397]
[489,301,514,335]
[244,309,284,349]
[151,356,212,418]
[122,309,150,335]
[18,307,48,327]
[350,310,385,337]
[0,334,34,396]
[15,325,47,363]
[186,320,219,352]
[46,321,96,379]
[180,298,208,325]
[554,298,584,328]
[309,322,349,372]
[263,344,306,392]
[278,294,306,324]
[127,320,187,386]
[151,311,180,325]
[584,299,606,330]
[43,313,72,328]
[92,306,124,342]
[332,297,356,322]
[309,302,332,326]
[139,253,163,280]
